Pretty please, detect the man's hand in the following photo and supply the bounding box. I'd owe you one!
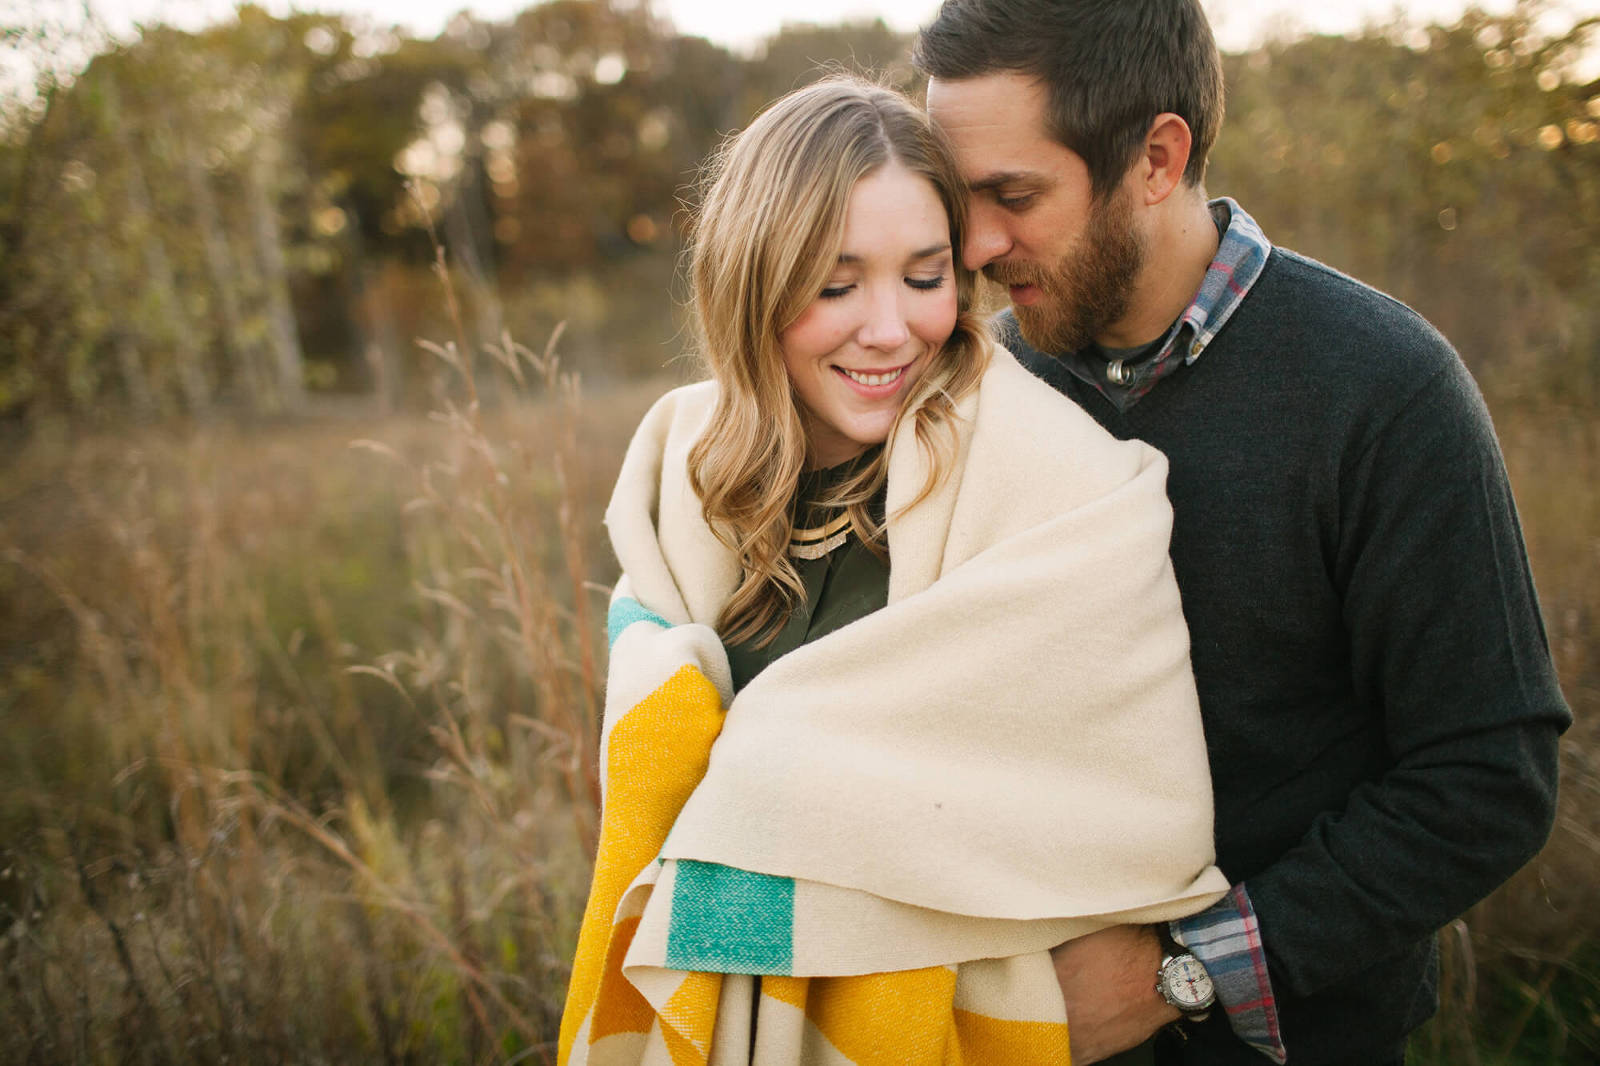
[1050,924,1180,1064]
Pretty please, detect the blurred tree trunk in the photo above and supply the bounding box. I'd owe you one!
[106,77,212,415]
[345,208,404,413]
[112,333,155,417]
[247,126,306,414]
[444,163,504,395]
[179,127,258,411]
[89,232,156,418]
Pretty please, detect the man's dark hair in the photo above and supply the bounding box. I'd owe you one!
[914,0,1225,200]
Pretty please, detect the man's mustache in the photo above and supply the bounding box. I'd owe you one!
[983,260,1047,287]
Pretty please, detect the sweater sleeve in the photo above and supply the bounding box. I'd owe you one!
[1242,353,1570,999]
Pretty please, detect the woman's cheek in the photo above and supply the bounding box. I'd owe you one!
[920,290,959,348]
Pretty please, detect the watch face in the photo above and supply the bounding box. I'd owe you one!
[1162,955,1215,1009]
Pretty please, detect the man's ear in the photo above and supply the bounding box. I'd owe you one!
[1138,113,1193,206]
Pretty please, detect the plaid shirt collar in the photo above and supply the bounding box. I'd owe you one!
[1058,197,1272,407]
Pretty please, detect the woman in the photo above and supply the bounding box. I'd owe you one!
[560,77,1227,1066]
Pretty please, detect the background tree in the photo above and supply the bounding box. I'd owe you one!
[1210,7,1600,401]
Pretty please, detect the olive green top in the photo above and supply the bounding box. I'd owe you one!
[724,449,890,693]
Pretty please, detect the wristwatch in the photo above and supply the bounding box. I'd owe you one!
[1156,931,1215,1021]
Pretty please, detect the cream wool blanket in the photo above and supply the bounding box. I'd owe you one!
[560,348,1229,1066]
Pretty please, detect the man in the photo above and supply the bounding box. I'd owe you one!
[915,2,1572,1064]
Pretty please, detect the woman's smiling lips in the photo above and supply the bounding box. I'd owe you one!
[833,361,912,396]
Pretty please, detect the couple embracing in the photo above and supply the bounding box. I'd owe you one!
[559,2,1571,1064]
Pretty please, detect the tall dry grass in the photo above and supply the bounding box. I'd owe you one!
[0,240,668,1060]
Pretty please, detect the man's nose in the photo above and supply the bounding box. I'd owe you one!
[857,288,911,351]
[962,204,1010,271]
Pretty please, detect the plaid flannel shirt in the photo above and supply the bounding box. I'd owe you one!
[1171,884,1286,1063]
[1156,200,1285,1063]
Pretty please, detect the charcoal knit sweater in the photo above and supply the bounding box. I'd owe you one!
[1003,247,1571,1065]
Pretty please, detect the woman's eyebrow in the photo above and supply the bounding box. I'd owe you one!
[836,243,951,265]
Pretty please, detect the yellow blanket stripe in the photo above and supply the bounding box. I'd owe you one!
[758,971,1070,1065]
[559,664,727,1065]
[661,972,721,1064]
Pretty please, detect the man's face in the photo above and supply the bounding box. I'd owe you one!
[926,71,1144,353]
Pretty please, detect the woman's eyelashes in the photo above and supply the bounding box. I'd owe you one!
[818,274,947,300]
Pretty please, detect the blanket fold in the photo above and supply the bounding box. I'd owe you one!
[560,348,1229,1066]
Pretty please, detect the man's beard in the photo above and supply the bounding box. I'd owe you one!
[985,187,1145,354]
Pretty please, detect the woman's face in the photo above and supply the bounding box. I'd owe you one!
[780,162,958,469]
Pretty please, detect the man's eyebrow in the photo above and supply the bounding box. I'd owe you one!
[967,171,1035,192]
[837,243,952,264]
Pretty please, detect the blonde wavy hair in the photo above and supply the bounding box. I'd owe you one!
[686,76,992,647]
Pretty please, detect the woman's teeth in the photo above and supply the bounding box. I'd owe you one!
[841,366,905,387]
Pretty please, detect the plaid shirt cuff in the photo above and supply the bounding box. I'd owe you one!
[1170,884,1287,1063]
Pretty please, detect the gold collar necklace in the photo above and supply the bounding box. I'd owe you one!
[787,511,853,560]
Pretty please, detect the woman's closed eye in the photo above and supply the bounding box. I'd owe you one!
[820,275,946,299]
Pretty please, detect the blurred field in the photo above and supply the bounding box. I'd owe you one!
[1,346,1596,1063]
[0,344,673,1062]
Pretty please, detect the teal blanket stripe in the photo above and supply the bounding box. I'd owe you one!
[663,860,796,975]
[607,596,669,648]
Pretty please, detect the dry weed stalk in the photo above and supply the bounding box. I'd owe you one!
[395,180,603,839]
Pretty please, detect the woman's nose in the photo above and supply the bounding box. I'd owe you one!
[857,289,911,351]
